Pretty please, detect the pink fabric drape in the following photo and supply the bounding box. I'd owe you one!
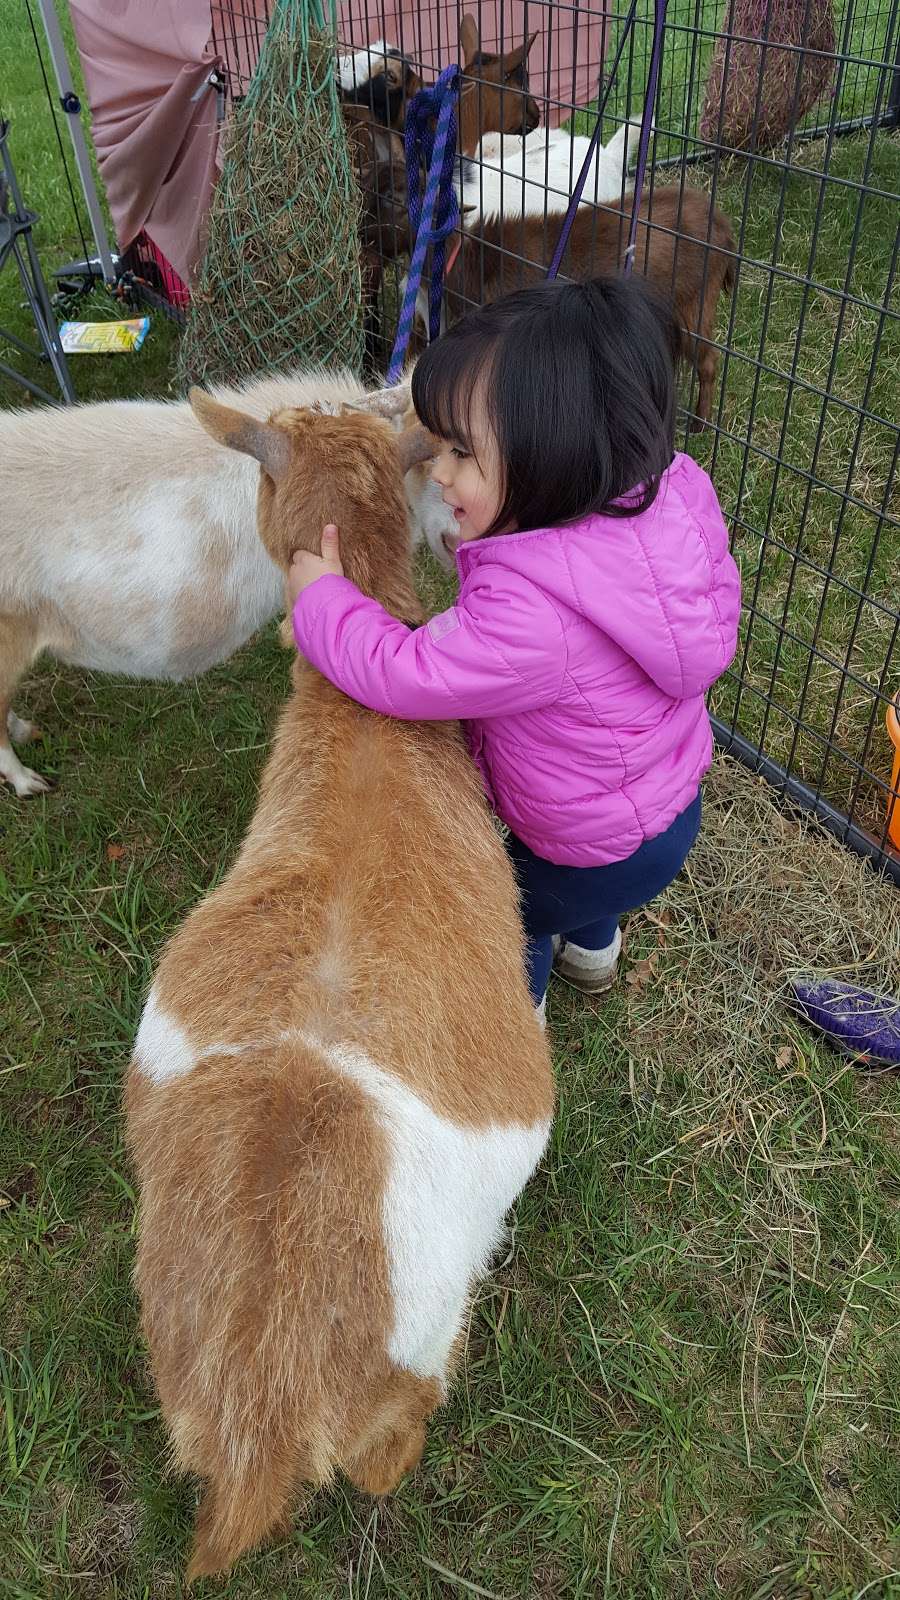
[69,0,224,286]
[71,0,607,290]
[338,0,609,127]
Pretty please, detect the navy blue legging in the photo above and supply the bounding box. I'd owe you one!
[507,794,702,1002]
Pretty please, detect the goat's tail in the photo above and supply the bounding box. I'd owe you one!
[186,1450,316,1584]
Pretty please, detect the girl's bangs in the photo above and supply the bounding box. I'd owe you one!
[411,336,494,459]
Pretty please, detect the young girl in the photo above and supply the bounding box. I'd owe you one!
[289,275,741,1016]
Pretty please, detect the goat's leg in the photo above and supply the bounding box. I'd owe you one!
[342,1370,441,1497]
[0,615,50,796]
[680,283,724,433]
[676,306,706,435]
[692,346,717,433]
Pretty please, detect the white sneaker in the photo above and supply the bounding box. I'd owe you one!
[553,927,622,995]
[534,993,547,1029]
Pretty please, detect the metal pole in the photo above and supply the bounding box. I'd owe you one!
[888,0,900,126]
[34,0,117,282]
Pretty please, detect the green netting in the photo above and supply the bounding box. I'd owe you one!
[177,0,364,392]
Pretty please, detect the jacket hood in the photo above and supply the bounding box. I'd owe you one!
[457,454,737,701]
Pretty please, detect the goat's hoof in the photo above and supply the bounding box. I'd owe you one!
[2,763,52,798]
[7,713,42,745]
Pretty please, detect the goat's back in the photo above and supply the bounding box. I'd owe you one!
[450,184,735,320]
[127,680,553,1570]
[0,369,367,677]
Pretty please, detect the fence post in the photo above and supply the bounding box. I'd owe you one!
[887,0,900,124]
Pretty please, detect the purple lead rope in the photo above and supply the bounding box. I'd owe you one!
[387,65,460,384]
[547,0,668,282]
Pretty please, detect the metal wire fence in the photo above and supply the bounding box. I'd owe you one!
[223,2,900,876]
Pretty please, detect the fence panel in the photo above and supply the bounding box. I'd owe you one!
[214,1,900,875]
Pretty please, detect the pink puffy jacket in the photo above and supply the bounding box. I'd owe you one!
[293,453,741,866]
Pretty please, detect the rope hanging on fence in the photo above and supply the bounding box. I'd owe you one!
[386,66,460,385]
[547,0,668,283]
[177,0,364,392]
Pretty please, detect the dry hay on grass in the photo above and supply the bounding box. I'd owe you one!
[621,752,899,1197]
[178,25,364,393]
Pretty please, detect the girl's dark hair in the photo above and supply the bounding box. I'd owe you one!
[411,274,679,535]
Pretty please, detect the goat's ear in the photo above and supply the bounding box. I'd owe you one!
[396,423,436,473]
[459,13,480,64]
[503,31,538,72]
[344,383,412,420]
[189,388,291,480]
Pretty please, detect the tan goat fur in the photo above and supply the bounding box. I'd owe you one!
[126,398,554,1582]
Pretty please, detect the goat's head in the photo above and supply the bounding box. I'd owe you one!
[457,13,540,153]
[344,105,409,261]
[189,388,435,614]
[338,40,421,132]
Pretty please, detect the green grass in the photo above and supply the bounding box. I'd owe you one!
[2,3,900,1594]
[592,0,897,152]
[0,0,180,406]
[3,691,900,1597]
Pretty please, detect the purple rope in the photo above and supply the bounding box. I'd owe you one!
[547,0,668,282]
[624,0,669,273]
[387,65,460,384]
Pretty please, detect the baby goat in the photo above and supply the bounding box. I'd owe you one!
[126,394,554,1582]
[338,39,421,131]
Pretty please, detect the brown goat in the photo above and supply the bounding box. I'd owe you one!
[445,183,736,430]
[126,398,554,1582]
[456,13,540,155]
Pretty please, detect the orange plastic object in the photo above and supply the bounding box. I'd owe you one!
[887,692,900,850]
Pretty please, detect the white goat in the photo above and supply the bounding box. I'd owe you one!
[0,368,454,795]
[458,120,644,225]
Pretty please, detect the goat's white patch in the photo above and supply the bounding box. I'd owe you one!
[133,989,197,1081]
[338,39,392,90]
[327,1043,549,1384]
[132,1007,548,1383]
[405,469,459,570]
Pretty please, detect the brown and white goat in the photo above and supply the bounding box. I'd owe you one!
[126,395,554,1583]
[455,13,541,153]
[445,184,736,431]
[0,368,453,795]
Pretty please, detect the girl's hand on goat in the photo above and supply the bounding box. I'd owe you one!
[288,525,344,604]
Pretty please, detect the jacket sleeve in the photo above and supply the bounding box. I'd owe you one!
[292,569,567,720]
